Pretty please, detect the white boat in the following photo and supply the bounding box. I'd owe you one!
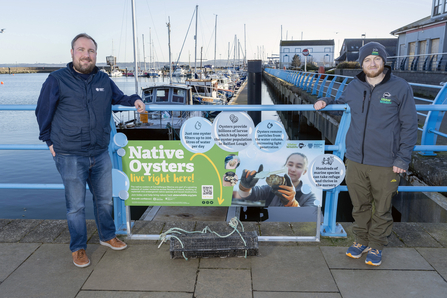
[185,78,227,105]
[110,69,123,77]
[172,68,187,77]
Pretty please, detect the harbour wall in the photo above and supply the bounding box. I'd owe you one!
[262,70,447,223]
[0,67,63,74]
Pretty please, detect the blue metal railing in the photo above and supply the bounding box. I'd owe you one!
[1,74,447,236]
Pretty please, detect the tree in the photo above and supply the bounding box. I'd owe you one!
[291,54,301,68]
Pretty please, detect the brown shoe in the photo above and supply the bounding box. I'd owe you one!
[72,249,90,268]
[100,237,127,250]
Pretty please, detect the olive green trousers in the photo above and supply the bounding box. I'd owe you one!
[345,159,400,250]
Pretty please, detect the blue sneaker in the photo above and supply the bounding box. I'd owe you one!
[365,248,382,266]
[346,242,370,259]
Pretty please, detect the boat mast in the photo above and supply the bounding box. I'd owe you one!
[194,5,198,74]
[131,0,139,93]
[167,17,172,84]
[214,14,217,71]
[142,34,147,73]
[149,28,152,71]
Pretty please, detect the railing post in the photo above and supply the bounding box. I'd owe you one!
[420,83,447,156]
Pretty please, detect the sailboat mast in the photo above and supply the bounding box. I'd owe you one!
[194,5,198,74]
[131,0,139,92]
[142,34,147,73]
[167,17,172,84]
[214,14,217,70]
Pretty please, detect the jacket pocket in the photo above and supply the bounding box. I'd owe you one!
[54,127,82,152]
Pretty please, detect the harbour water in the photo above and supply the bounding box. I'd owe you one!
[0,72,280,219]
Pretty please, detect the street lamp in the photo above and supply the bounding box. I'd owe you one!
[361,33,366,47]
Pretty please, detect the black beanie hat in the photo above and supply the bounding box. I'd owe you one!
[358,42,387,66]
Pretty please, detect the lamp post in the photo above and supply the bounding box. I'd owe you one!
[361,33,366,47]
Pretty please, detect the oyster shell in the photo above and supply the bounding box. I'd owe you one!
[266,174,285,187]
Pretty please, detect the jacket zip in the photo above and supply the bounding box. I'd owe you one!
[361,87,373,164]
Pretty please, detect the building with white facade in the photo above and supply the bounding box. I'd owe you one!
[279,40,334,69]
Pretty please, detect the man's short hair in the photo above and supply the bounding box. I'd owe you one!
[71,33,97,50]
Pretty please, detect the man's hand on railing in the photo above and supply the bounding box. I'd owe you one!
[314,100,327,110]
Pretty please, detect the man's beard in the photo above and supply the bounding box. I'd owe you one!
[73,58,95,74]
[364,64,384,78]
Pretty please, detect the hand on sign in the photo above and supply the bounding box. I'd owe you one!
[271,174,299,207]
[239,164,263,192]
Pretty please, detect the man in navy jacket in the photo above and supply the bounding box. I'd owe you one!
[36,33,145,268]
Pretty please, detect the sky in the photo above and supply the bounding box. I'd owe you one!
[0,0,434,65]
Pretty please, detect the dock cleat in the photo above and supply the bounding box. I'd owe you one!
[346,242,370,259]
[365,248,382,266]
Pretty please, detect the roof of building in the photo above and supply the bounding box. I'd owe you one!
[280,40,334,47]
[390,15,446,35]
[335,38,398,61]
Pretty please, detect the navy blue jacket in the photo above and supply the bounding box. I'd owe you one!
[36,63,140,156]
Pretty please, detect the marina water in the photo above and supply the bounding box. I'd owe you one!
[0,72,280,219]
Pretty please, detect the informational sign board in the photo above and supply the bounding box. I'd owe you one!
[120,112,324,208]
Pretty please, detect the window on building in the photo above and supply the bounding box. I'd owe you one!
[324,47,331,52]
[283,54,289,62]
[284,48,290,53]
[430,38,440,64]
[433,0,442,16]
[419,40,427,55]
[408,42,416,66]
[295,48,301,53]
[444,0,447,13]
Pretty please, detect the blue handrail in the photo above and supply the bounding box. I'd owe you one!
[2,73,447,236]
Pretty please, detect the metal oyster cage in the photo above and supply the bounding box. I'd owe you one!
[169,231,259,259]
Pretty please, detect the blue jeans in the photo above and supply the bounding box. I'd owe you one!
[54,151,116,252]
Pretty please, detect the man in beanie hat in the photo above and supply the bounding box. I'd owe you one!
[314,42,417,266]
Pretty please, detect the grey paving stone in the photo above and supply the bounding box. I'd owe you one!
[125,221,165,246]
[0,219,11,229]
[387,230,405,247]
[259,222,294,236]
[0,243,40,282]
[195,268,252,298]
[76,291,193,298]
[321,247,433,270]
[0,244,106,298]
[251,246,337,292]
[55,220,97,244]
[328,222,355,247]
[0,219,42,243]
[419,223,447,247]
[416,248,447,280]
[200,254,253,269]
[254,293,341,298]
[161,221,196,233]
[392,222,441,247]
[20,219,67,243]
[83,244,198,292]
[332,270,447,298]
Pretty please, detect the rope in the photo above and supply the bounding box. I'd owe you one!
[158,217,249,260]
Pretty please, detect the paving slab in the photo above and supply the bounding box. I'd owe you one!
[0,243,40,282]
[251,246,338,292]
[76,291,193,298]
[55,220,97,244]
[419,223,447,247]
[254,293,341,298]
[321,247,433,270]
[392,222,441,247]
[0,219,11,229]
[0,244,106,298]
[416,248,447,280]
[0,219,42,243]
[20,219,67,243]
[195,268,252,298]
[83,244,199,292]
[332,270,447,298]
[200,255,253,269]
